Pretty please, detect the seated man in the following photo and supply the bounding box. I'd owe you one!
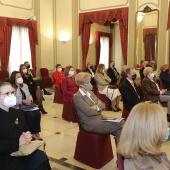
[160,64,170,90]
[120,68,143,112]
[73,72,124,146]
[83,62,96,85]
[142,67,170,122]
[139,60,148,80]
[24,61,52,95]
[107,61,119,85]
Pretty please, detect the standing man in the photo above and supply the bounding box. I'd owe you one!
[24,61,52,95]
[84,62,96,85]
[120,68,142,112]
[107,61,119,85]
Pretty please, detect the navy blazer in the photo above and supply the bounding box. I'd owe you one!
[107,67,119,85]
[120,79,141,112]
[160,71,170,91]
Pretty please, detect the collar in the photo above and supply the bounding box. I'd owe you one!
[127,78,133,84]
[79,88,91,98]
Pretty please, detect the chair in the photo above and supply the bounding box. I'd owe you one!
[117,155,124,170]
[159,77,164,89]
[92,85,98,96]
[122,103,130,120]
[76,69,82,74]
[0,70,9,82]
[73,103,114,169]
[40,68,53,88]
[62,101,77,122]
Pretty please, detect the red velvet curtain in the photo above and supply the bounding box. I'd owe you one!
[79,7,128,70]
[96,31,112,66]
[167,2,170,30]
[143,28,157,61]
[0,17,38,72]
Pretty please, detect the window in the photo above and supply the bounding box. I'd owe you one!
[8,25,32,73]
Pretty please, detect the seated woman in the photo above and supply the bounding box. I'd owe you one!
[53,64,64,89]
[117,103,170,170]
[160,64,170,90]
[0,82,51,170]
[94,64,121,112]
[74,72,124,146]
[10,71,42,140]
[142,67,170,122]
[61,65,78,102]
[19,64,47,114]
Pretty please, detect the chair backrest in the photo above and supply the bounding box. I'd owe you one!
[40,68,49,77]
[117,155,124,170]
[0,70,9,81]
[76,69,82,74]
[159,77,164,89]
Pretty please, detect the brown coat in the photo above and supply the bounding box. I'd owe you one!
[124,153,170,170]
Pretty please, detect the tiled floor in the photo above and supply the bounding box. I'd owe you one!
[41,88,170,170]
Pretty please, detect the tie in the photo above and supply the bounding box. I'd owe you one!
[131,82,140,99]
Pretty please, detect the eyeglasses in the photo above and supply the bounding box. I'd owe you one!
[0,91,14,97]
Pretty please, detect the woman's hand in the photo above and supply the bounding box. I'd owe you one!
[23,100,32,105]
[19,131,32,146]
[90,105,97,110]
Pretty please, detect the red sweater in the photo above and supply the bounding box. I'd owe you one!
[53,71,64,89]
[61,76,78,102]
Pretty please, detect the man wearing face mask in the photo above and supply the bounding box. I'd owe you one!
[24,61,52,95]
[74,72,124,146]
[107,61,119,85]
[120,68,142,112]
[160,64,170,91]
[84,62,96,85]
[142,67,170,122]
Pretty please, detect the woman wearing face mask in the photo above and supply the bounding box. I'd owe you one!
[10,71,42,140]
[19,64,47,114]
[160,64,170,90]
[0,82,51,170]
[61,65,78,102]
[117,103,170,170]
[53,64,64,89]
[94,64,121,112]
[142,67,170,122]
[74,72,124,146]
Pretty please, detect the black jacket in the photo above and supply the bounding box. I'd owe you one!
[107,67,119,85]
[160,71,170,91]
[83,68,96,85]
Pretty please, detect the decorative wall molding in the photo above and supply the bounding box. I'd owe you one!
[0,0,33,10]
[137,0,159,10]
[79,0,128,12]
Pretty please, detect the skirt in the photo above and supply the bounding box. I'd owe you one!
[99,86,121,101]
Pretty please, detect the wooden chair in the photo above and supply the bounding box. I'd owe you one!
[40,68,53,88]
[76,69,82,74]
[122,103,130,120]
[0,70,9,82]
[73,103,114,169]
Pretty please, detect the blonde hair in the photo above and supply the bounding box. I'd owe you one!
[96,64,104,74]
[143,67,153,76]
[75,72,91,86]
[160,64,168,72]
[117,103,167,159]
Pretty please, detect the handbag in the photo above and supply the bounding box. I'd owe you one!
[19,103,39,112]
[10,140,45,157]
[108,84,118,89]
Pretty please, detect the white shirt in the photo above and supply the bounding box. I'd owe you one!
[79,88,100,111]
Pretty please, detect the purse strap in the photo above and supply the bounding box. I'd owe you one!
[107,87,114,101]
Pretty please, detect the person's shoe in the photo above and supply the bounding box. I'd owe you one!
[112,107,119,112]
[42,96,45,101]
[115,106,122,111]
[44,91,52,95]
[39,106,47,114]
[167,114,170,122]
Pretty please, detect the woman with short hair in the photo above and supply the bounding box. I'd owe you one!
[94,64,121,112]
[117,103,170,169]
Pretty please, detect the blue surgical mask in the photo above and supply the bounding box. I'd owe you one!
[163,128,170,143]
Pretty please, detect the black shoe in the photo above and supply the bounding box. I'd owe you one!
[167,114,170,122]
[42,96,45,101]
[44,91,52,95]
[112,107,119,112]
[115,106,122,111]
[39,106,47,114]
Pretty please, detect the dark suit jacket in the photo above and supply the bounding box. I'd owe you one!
[142,76,160,101]
[83,68,96,85]
[120,79,141,112]
[160,71,170,91]
[107,67,119,85]
[139,67,145,80]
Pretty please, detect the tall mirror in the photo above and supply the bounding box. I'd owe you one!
[134,6,159,70]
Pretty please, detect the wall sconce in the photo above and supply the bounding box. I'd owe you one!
[59,32,70,42]
[137,12,143,22]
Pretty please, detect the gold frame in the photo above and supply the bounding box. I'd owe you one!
[134,6,159,70]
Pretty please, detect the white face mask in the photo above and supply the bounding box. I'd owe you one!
[16,77,23,84]
[82,82,93,91]
[69,71,74,77]
[23,69,27,74]
[3,94,16,107]
[149,73,154,79]
[57,68,62,72]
